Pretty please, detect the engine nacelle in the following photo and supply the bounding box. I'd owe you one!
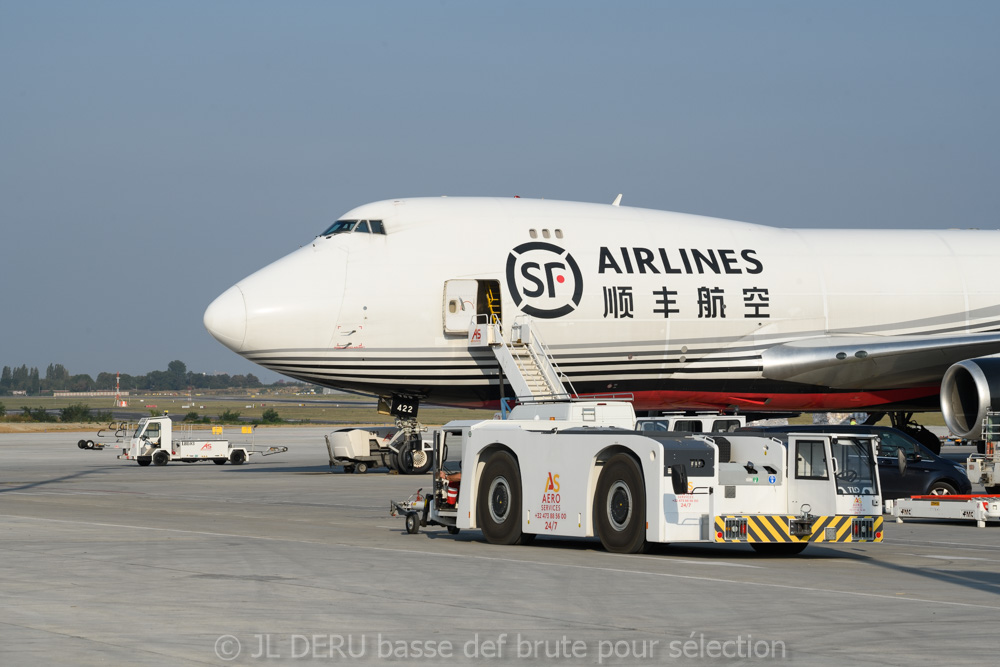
[940,358,1000,439]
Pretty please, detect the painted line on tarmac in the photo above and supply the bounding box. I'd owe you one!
[5,513,1000,612]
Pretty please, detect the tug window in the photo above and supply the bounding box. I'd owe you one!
[795,440,829,480]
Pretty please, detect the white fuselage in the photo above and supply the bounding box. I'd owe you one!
[204,197,1000,411]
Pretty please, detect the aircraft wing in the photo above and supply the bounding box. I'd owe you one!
[760,332,1000,389]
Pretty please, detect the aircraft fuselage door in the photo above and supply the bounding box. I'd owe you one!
[443,280,479,334]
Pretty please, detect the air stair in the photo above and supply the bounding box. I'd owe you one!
[470,314,575,402]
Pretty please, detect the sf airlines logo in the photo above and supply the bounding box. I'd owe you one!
[506,242,583,319]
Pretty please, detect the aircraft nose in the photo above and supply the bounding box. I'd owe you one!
[204,285,247,352]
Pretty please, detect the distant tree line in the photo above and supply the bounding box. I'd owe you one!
[0,360,304,396]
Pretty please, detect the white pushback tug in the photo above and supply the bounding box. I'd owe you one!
[397,400,884,554]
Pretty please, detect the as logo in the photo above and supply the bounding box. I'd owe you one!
[542,472,560,494]
[506,242,583,319]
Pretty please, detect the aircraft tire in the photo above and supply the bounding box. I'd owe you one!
[750,542,809,556]
[410,446,432,475]
[398,441,433,475]
[477,451,527,545]
[595,454,647,554]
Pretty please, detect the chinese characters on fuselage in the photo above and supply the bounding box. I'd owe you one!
[598,246,768,320]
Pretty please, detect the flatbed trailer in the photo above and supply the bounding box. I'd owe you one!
[405,401,884,555]
[885,495,1000,527]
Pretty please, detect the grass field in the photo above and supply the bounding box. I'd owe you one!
[0,391,498,432]
[1,390,949,435]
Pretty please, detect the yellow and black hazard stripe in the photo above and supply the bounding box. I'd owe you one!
[713,515,884,543]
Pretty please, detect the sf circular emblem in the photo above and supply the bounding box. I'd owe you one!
[506,242,583,319]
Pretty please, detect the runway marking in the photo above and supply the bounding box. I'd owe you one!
[890,538,1000,550]
[6,513,1000,611]
[910,554,998,562]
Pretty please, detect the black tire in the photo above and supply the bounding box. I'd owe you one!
[343,465,355,474]
[405,512,420,534]
[77,440,87,449]
[137,458,151,467]
[975,440,986,455]
[213,458,227,465]
[152,450,169,466]
[398,440,433,475]
[985,485,1000,495]
[595,454,647,554]
[750,542,809,556]
[86,440,95,450]
[477,451,528,545]
[387,451,399,472]
[230,450,246,465]
[927,481,957,496]
[447,525,460,535]
[355,462,368,474]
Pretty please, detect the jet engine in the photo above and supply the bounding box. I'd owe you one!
[940,358,1000,439]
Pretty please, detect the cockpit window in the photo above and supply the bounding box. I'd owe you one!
[319,219,386,237]
[321,220,358,236]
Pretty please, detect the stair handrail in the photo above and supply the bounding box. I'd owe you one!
[511,315,575,400]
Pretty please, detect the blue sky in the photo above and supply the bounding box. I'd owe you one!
[2,1,999,383]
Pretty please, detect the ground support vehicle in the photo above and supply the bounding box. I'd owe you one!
[407,401,884,555]
[325,424,434,474]
[965,411,1000,494]
[117,416,287,466]
[636,412,746,434]
[885,495,1000,527]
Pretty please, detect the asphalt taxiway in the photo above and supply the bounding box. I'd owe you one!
[2,428,999,665]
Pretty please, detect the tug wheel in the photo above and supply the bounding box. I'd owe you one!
[355,462,368,474]
[152,450,169,466]
[230,450,246,465]
[595,454,647,554]
[405,512,420,534]
[213,458,227,465]
[477,451,530,545]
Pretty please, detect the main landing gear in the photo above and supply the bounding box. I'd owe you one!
[866,411,943,455]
